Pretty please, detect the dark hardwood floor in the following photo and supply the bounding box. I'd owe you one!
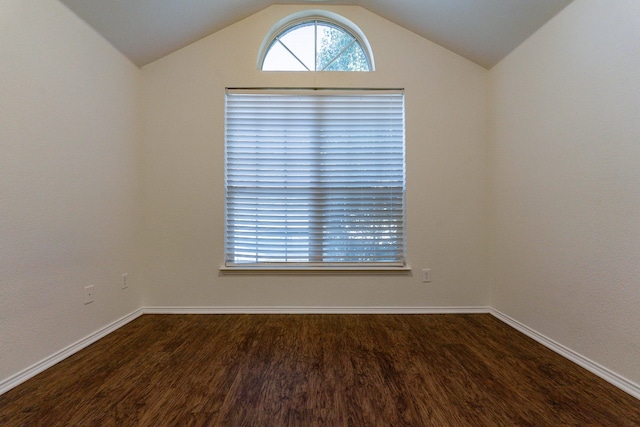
[1,314,639,426]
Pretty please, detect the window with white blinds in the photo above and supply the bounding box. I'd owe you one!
[225,89,406,268]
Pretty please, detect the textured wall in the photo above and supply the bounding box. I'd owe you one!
[0,0,142,382]
[490,0,640,385]
[140,5,490,308]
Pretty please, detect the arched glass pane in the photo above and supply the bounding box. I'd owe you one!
[261,19,371,72]
[316,24,356,71]
[323,40,369,71]
[279,23,315,70]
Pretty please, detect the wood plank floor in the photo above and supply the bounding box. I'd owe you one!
[1,314,639,426]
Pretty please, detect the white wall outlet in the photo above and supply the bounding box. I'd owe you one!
[422,269,431,283]
[121,273,128,289]
[84,285,94,304]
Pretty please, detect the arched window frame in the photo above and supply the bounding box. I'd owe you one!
[257,10,375,72]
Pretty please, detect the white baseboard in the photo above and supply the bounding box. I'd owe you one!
[490,308,640,400]
[0,308,143,396]
[142,306,492,315]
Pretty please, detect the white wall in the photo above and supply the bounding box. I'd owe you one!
[141,5,490,308]
[490,0,640,385]
[0,0,142,383]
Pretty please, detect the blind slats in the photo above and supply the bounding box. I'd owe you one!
[225,90,406,266]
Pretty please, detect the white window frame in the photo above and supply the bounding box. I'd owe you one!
[223,88,409,274]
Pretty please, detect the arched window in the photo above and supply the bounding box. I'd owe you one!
[259,12,374,72]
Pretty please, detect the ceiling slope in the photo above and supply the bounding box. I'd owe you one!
[58,0,573,68]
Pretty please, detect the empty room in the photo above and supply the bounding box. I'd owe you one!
[1,0,639,425]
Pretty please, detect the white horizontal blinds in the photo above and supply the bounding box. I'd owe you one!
[225,89,405,266]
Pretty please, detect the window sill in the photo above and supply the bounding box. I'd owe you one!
[219,265,412,276]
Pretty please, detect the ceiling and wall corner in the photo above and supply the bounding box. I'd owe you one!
[57,0,573,68]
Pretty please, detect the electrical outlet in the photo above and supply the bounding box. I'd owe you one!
[422,269,431,283]
[121,273,128,290]
[84,286,94,304]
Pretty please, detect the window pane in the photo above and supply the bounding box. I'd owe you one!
[225,90,405,267]
[316,24,355,71]
[262,41,308,71]
[278,24,316,71]
[261,18,371,72]
[323,41,369,71]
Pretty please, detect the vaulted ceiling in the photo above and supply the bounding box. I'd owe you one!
[58,0,573,69]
